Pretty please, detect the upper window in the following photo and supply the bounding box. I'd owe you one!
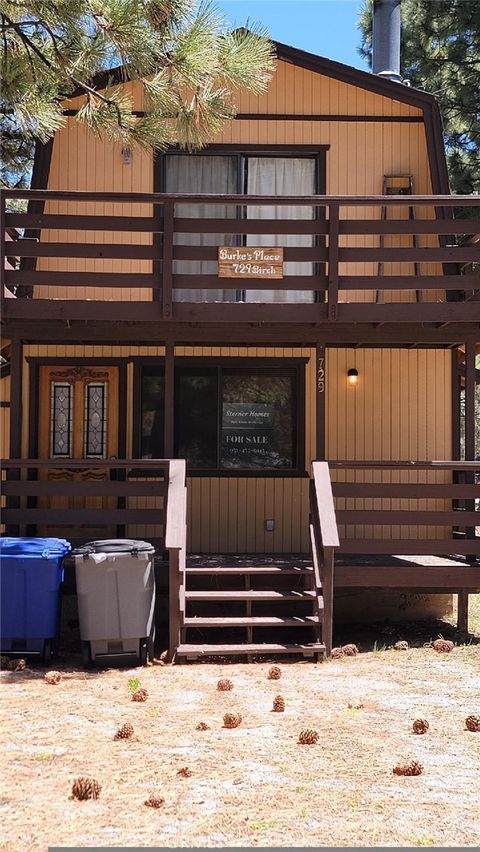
[138,361,304,473]
[164,151,322,304]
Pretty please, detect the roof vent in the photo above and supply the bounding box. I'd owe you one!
[372,0,402,83]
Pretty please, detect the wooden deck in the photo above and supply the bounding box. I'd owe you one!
[2,189,480,328]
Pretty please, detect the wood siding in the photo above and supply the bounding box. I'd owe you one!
[327,348,452,543]
[34,59,442,304]
[21,344,451,552]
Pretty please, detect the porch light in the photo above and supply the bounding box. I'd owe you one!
[121,146,132,165]
[347,368,359,386]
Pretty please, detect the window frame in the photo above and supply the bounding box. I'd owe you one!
[133,357,307,477]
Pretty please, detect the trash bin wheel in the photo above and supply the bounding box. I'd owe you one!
[81,641,92,668]
[43,640,53,663]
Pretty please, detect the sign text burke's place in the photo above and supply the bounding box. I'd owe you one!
[218,246,284,279]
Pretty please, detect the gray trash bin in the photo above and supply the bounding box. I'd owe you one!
[71,539,156,667]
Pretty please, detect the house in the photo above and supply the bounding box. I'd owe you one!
[1,5,479,660]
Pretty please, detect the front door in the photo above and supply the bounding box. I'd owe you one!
[38,365,119,539]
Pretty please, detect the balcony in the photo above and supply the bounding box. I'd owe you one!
[1,189,479,326]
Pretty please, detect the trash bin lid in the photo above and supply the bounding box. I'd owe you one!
[0,537,71,557]
[71,539,155,556]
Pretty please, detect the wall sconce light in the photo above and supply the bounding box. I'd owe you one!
[347,368,359,386]
[121,146,132,165]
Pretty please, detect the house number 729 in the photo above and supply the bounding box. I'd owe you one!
[317,357,325,393]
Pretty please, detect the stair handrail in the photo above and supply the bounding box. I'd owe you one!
[165,459,187,661]
[310,461,340,656]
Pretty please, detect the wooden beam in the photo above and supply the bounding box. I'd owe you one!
[162,201,174,320]
[5,298,479,324]
[457,591,469,632]
[164,342,174,458]
[464,341,476,462]
[9,339,22,458]
[452,347,461,460]
[315,345,326,459]
[327,203,339,321]
[7,338,22,535]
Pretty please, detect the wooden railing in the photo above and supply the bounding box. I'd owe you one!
[165,459,187,661]
[0,457,181,547]
[1,189,480,323]
[309,461,340,655]
[329,460,480,562]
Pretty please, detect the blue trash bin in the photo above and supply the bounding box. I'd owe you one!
[0,537,71,661]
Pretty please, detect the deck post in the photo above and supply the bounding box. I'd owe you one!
[464,341,476,565]
[0,193,5,315]
[168,548,181,661]
[7,337,23,535]
[457,590,469,633]
[164,341,174,458]
[322,546,334,656]
[316,344,326,459]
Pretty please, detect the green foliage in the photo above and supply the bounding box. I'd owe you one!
[0,0,275,186]
[358,0,480,196]
[127,677,140,692]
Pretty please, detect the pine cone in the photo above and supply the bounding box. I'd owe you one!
[144,793,164,808]
[71,777,101,800]
[347,698,364,710]
[268,665,282,680]
[331,647,344,659]
[131,687,148,702]
[273,695,285,712]
[465,715,480,732]
[217,678,233,691]
[412,719,429,735]
[342,644,359,656]
[432,638,454,653]
[45,670,62,685]
[177,767,192,777]
[394,640,409,651]
[223,713,242,729]
[9,658,26,671]
[196,721,210,731]
[393,760,423,776]
[114,723,134,740]
[1,656,11,669]
[298,729,319,745]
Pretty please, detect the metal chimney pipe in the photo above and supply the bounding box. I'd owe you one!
[372,0,402,83]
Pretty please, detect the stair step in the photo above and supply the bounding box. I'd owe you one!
[184,614,321,627]
[186,565,313,575]
[176,642,326,658]
[185,590,316,602]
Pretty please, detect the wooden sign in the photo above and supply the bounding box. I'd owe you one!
[218,246,284,279]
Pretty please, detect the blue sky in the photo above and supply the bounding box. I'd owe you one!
[216,1,369,70]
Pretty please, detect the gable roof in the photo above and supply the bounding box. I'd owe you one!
[66,37,450,195]
[273,40,438,111]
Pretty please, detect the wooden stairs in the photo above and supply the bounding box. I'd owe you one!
[175,556,326,661]
[167,462,338,662]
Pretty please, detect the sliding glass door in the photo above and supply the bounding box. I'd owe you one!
[245,157,316,303]
[165,152,319,304]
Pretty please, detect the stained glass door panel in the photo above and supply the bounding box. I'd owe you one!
[38,366,119,539]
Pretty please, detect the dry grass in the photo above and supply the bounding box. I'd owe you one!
[1,622,479,850]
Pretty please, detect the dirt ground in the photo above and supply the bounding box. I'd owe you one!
[1,602,479,850]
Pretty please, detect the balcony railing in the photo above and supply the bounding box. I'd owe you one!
[1,189,479,323]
